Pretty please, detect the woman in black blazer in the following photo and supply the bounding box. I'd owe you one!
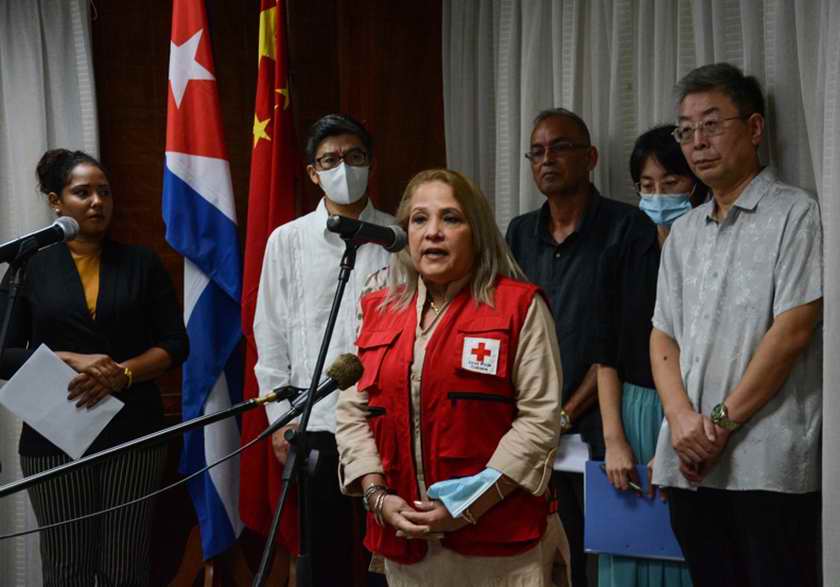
[0,149,189,586]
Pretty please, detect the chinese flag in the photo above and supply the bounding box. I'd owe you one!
[239,0,300,554]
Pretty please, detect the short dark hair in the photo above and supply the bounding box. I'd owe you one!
[532,108,591,145]
[675,62,765,118]
[36,149,104,197]
[630,125,708,205]
[304,114,373,164]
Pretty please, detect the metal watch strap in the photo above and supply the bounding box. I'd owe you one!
[711,402,739,431]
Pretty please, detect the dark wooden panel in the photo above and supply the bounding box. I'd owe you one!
[335,0,447,215]
[91,0,443,578]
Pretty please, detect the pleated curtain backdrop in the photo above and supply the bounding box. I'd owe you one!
[442,0,840,584]
[0,0,99,584]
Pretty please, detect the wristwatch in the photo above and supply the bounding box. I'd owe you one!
[710,402,739,431]
[559,409,572,433]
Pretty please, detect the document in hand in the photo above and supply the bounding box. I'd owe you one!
[0,344,124,459]
[552,433,591,473]
[584,460,685,561]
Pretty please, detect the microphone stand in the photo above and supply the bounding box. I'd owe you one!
[0,238,39,375]
[0,386,311,499]
[253,240,359,587]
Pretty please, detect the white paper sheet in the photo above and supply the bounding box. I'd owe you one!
[0,344,124,459]
[553,433,591,473]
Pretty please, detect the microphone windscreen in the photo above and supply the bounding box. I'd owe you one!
[326,353,364,390]
[387,225,408,252]
[54,216,80,241]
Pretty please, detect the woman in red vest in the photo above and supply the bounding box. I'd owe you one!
[336,169,570,586]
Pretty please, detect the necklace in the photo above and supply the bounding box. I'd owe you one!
[429,298,443,316]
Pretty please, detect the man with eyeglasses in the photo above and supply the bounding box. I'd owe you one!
[253,113,394,586]
[650,63,822,586]
[506,108,646,587]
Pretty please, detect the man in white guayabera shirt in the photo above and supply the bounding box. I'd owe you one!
[650,63,822,587]
[254,114,394,586]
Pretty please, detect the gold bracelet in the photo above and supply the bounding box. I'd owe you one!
[123,367,133,389]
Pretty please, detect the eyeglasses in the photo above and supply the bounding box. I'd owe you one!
[314,148,369,170]
[524,142,590,163]
[672,115,749,144]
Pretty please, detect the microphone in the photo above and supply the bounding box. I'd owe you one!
[258,353,364,407]
[326,215,407,252]
[259,353,364,440]
[0,217,80,263]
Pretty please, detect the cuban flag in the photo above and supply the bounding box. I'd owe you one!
[162,0,243,558]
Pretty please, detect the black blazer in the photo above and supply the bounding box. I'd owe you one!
[0,240,189,457]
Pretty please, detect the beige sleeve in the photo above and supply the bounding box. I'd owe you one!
[487,294,563,495]
[335,303,385,496]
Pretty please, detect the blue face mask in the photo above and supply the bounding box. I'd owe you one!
[638,193,692,226]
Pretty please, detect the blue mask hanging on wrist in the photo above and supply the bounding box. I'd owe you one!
[638,193,692,226]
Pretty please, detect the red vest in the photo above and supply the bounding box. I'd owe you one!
[356,277,549,564]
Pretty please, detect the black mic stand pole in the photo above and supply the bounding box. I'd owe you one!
[253,241,358,587]
[0,238,39,374]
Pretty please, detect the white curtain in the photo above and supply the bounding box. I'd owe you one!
[0,0,98,583]
[443,0,840,584]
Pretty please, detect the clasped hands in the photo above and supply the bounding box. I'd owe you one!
[58,352,129,409]
[670,408,732,484]
[378,494,469,540]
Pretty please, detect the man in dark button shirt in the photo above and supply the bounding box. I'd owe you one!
[506,108,644,587]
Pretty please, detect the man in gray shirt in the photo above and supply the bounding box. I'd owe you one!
[651,63,822,587]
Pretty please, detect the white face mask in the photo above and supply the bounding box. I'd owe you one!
[316,162,369,205]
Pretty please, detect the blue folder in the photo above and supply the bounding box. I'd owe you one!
[583,460,685,561]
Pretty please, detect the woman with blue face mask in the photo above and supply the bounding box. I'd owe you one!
[592,125,705,587]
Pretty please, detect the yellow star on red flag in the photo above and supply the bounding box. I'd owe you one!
[252,114,271,148]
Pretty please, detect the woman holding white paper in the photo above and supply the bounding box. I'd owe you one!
[0,149,188,586]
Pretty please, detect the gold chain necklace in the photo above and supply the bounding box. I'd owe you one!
[429,298,443,316]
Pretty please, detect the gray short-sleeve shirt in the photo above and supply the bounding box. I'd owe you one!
[651,168,823,493]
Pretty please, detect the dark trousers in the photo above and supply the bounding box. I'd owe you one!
[553,471,589,587]
[669,486,820,587]
[303,431,381,587]
[21,445,167,587]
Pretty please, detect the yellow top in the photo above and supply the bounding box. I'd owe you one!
[71,250,101,318]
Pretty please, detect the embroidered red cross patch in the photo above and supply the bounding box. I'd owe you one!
[462,337,501,375]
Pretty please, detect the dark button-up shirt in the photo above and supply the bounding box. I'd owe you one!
[506,189,644,456]
[592,214,660,390]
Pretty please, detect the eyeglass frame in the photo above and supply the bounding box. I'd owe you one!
[313,147,370,171]
[524,141,591,164]
[671,114,752,144]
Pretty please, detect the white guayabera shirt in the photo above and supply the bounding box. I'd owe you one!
[253,197,394,433]
[651,168,823,493]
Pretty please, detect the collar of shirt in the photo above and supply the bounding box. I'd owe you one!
[416,273,473,316]
[705,167,776,224]
[313,196,380,240]
[535,187,603,247]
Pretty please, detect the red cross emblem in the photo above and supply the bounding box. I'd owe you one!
[471,342,492,363]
